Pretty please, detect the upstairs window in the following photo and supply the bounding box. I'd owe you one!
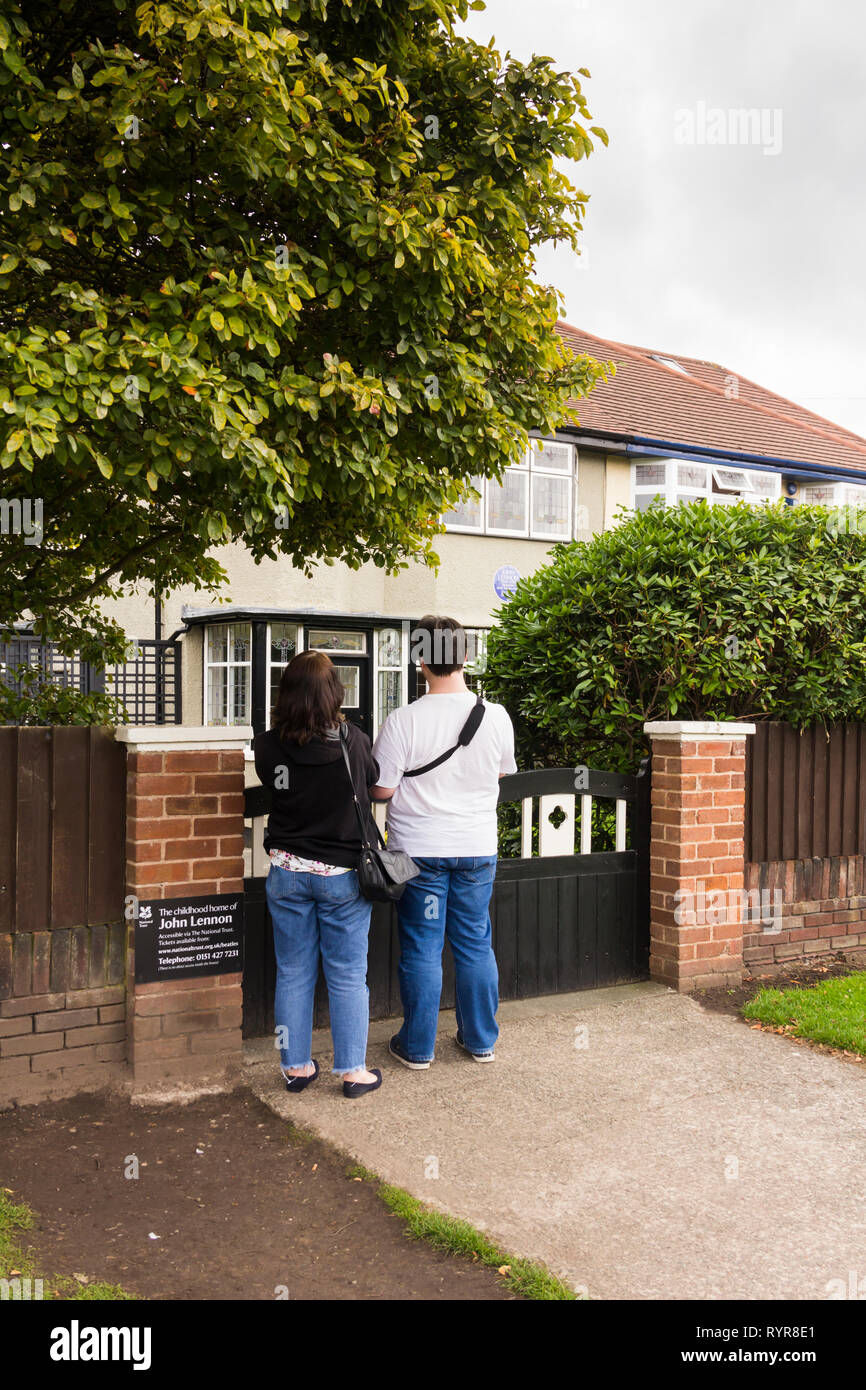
[442,440,578,540]
[633,459,781,511]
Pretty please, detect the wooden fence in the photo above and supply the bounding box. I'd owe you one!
[0,726,126,933]
[746,721,866,863]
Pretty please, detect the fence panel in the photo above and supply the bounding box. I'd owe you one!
[0,726,126,931]
[746,721,866,862]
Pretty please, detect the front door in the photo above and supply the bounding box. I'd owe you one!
[303,626,373,738]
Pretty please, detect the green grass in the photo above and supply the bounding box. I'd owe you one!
[347,1165,581,1300]
[0,1190,135,1301]
[743,971,866,1055]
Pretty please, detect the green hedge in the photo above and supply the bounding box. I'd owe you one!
[484,500,866,773]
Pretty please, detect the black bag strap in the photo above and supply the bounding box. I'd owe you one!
[403,695,485,779]
[338,722,386,849]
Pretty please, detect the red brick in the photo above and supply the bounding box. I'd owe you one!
[67,985,125,1008]
[0,992,65,1018]
[192,816,237,836]
[130,817,195,841]
[99,1004,126,1024]
[35,1007,98,1033]
[0,1016,33,1038]
[165,795,219,816]
[189,773,239,794]
[192,858,241,880]
[164,752,219,772]
[219,794,244,815]
[1,1032,68,1057]
[134,987,229,1016]
[128,752,164,773]
[161,1010,221,1036]
[65,1023,126,1048]
[163,837,216,861]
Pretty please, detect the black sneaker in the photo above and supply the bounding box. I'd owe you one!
[455,1033,495,1063]
[388,1035,432,1070]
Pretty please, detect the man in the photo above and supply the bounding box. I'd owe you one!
[371,615,517,1068]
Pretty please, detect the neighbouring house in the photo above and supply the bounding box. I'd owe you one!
[7,321,866,737]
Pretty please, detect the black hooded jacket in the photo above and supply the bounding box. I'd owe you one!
[252,721,379,869]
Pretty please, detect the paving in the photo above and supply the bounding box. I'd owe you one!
[244,982,866,1300]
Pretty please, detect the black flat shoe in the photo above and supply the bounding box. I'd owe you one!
[283,1059,319,1093]
[342,1067,382,1099]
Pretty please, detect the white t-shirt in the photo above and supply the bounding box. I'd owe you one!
[372,692,517,856]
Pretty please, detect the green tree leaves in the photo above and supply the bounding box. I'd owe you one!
[0,0,606,660]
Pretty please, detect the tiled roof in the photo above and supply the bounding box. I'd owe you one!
[557,321,866,474]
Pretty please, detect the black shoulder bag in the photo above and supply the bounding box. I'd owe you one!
[339,724,420,903]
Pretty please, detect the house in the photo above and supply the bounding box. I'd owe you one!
[20,322,866,736]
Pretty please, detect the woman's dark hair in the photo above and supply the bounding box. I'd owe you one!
[273,650,345,745]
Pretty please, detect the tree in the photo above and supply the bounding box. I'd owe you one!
[0,0,608,663]
[483,501,866,773]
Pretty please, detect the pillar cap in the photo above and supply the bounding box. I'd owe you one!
[643,720,756,739]
[116,725,253,752]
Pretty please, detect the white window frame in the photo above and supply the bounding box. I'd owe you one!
[442,439,579,540]
[266,621,303,725]
[485,466,530,538]
[372,624,408,736]
[203,622,253,727]
[797,481,866,507]
[631,458,782,510]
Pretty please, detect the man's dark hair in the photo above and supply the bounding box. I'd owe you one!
[412,615,467,676]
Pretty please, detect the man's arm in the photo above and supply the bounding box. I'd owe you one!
[370,785,396,801]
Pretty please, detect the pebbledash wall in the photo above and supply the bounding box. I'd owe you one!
[3,719,866,1106]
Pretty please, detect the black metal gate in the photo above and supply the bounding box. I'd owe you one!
[241,762,651,1039]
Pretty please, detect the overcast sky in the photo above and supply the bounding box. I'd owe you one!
[461,0,866,438]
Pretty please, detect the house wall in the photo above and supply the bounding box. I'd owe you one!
[98,446,616,725]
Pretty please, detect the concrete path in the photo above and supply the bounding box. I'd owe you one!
[244,983,866,1299]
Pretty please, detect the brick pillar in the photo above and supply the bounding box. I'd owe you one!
[644,721,755,992]
[116,726,252,1096]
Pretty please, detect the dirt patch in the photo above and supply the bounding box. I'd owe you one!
[0,1088,517,1300]
[692,954,866,1070]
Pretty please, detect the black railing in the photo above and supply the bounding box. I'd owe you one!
[0,636,183,724]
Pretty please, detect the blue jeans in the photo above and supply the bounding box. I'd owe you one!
[395,856,499,1062]
[266,866,372,1075]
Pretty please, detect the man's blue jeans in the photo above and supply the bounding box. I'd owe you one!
[266,865,372,1075]
[395,856,499,1062]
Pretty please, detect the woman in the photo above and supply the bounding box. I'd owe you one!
[253,650,382,1099]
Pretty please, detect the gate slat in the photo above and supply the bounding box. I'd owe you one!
[0,729,17,932]
[15,729,52,934]
[537,877,559,995]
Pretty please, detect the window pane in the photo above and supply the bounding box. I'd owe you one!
[634,491,664,511]
[269,622,298,667]
[486,468,528,532]
[308,630,366,652]
[377,670,402,733]
[746,471,780,497]
[677,462,707,490]
[338,665,360,707]
[442,478,483,530]
[377,628,402,668]
[843,485,866,506]
[799,485,838,504]
[712,467,752,493]
[530,439,573,473]
[229,623,250,661]
[207,665,228,725]
[231,665,250,725]
[206,624,228,664]
[634,463,667,487]
[531,473,572,538]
